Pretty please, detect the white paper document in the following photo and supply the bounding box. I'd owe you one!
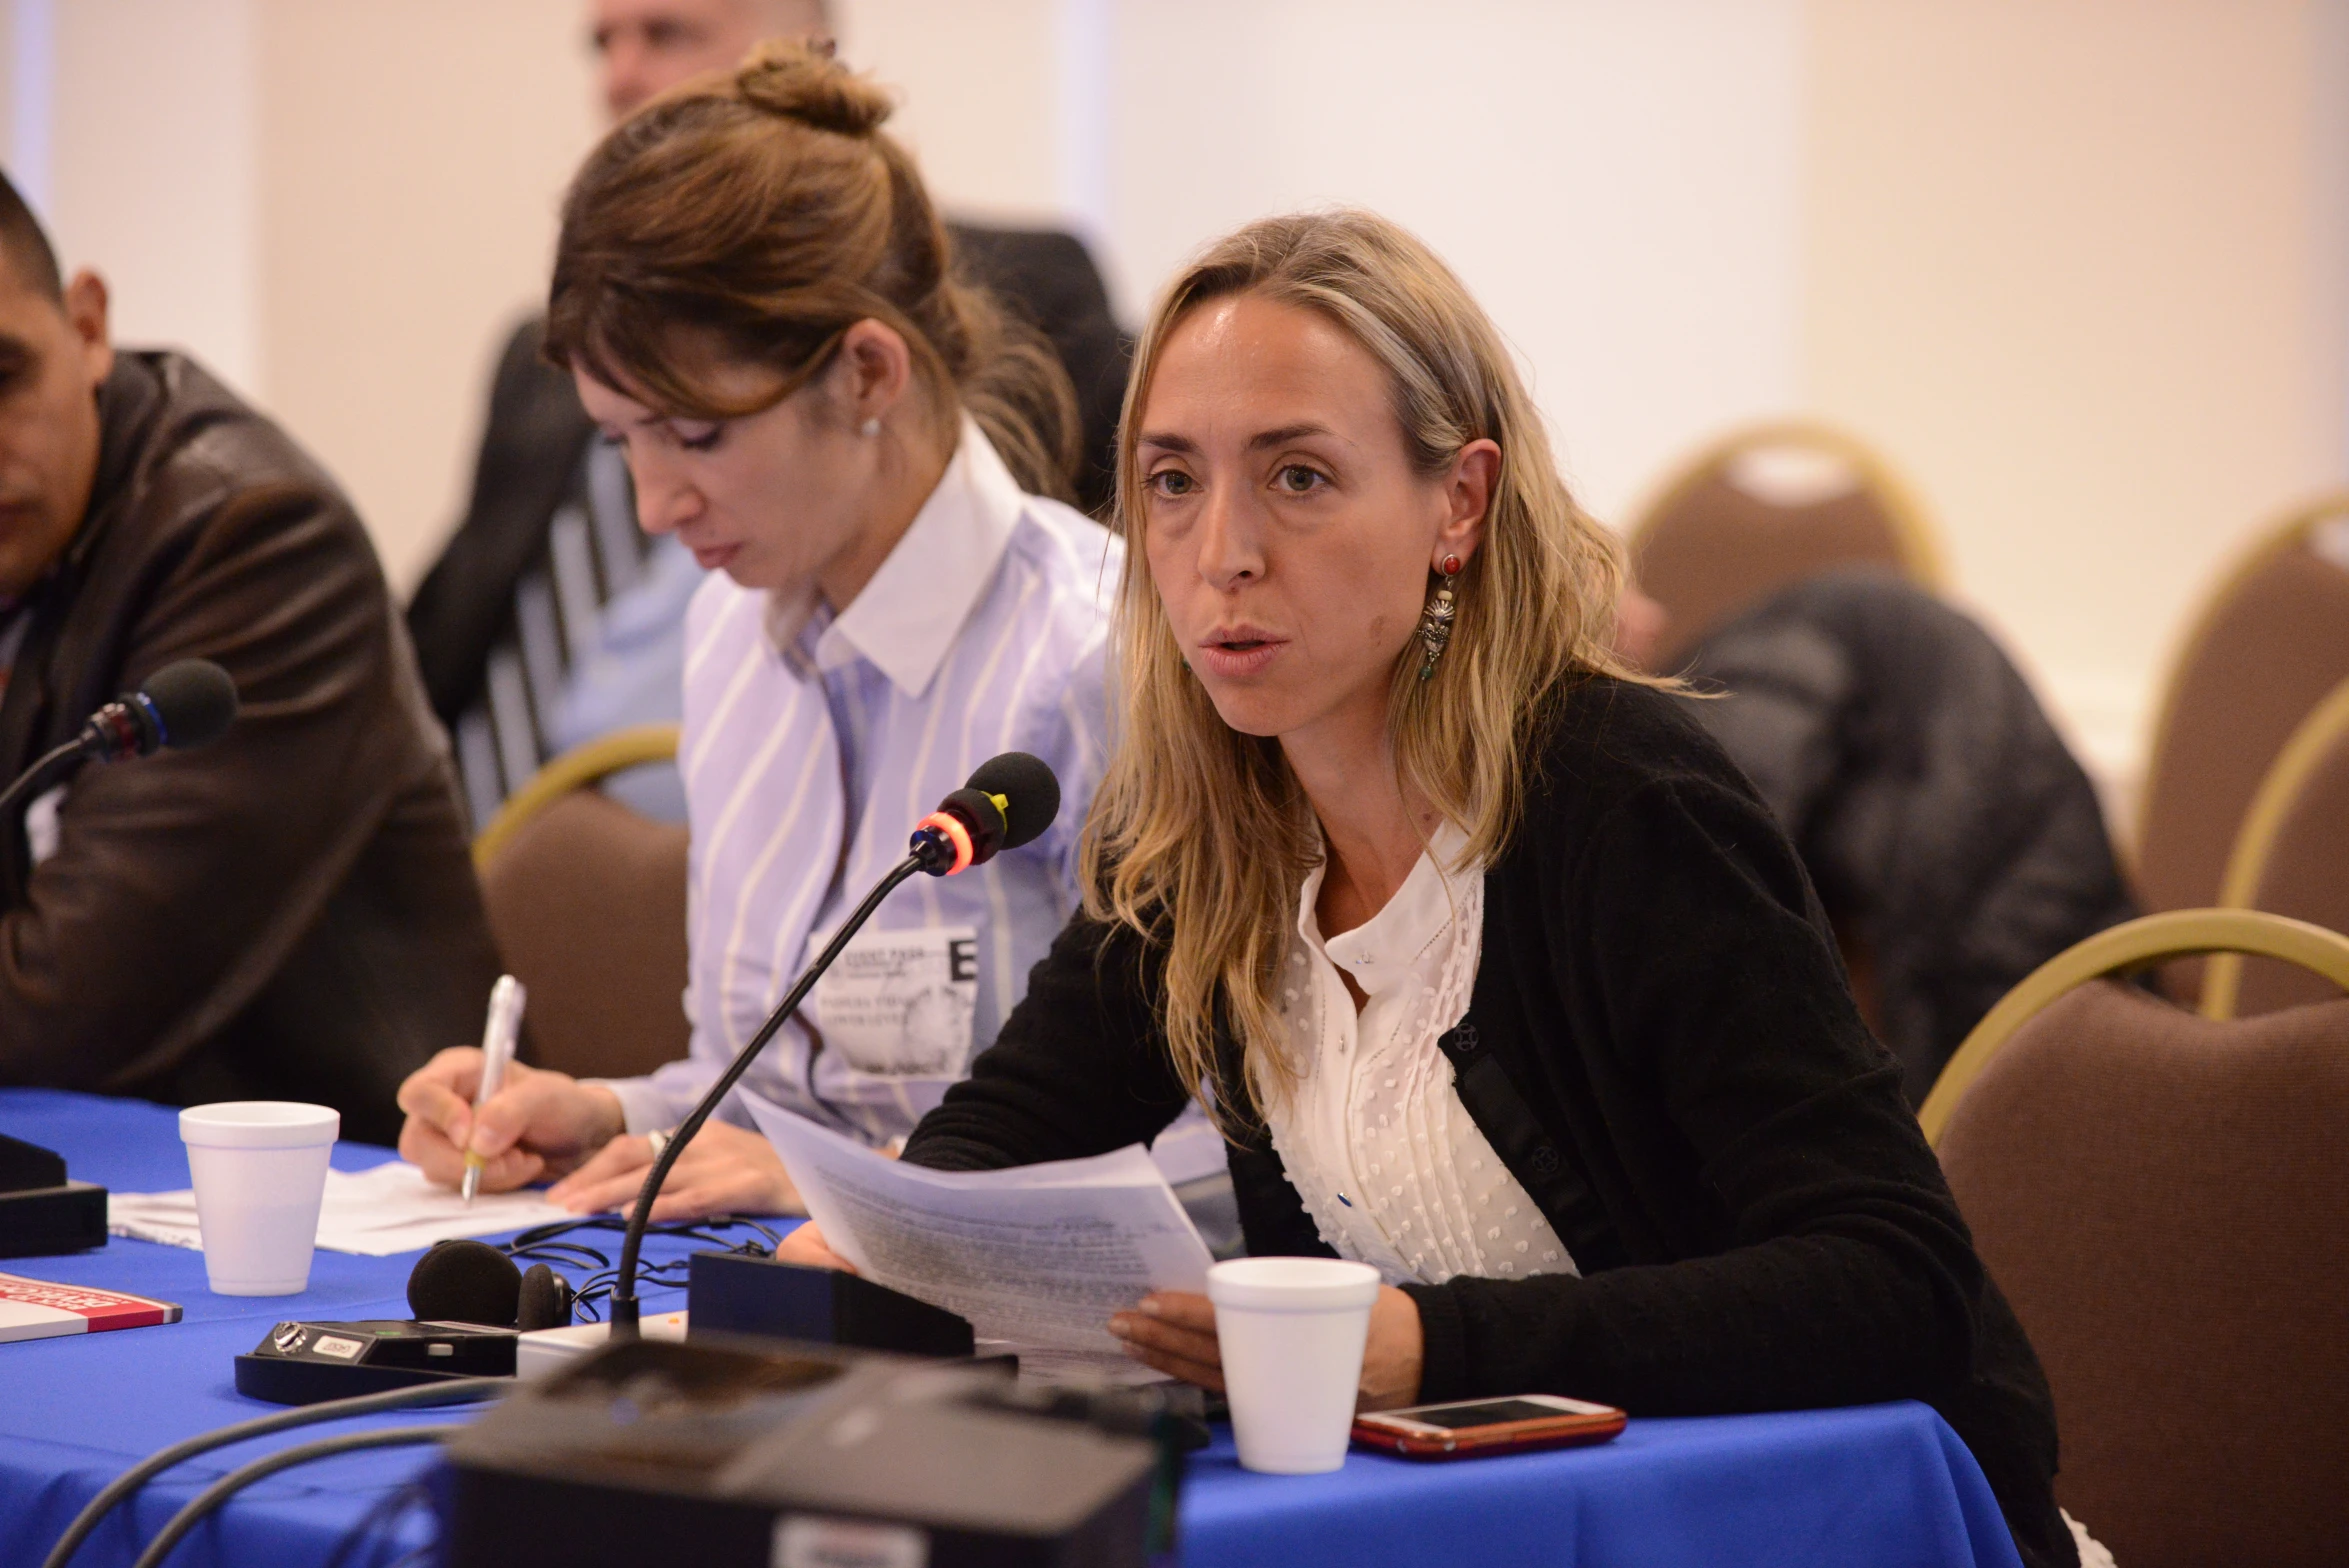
[744,1093,1214,1363]
[108,1160,574,1257]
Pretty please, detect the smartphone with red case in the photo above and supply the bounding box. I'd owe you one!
[1351,1394,1627,1460]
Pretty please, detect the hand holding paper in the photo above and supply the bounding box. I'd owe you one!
[743,1093,1213,1359]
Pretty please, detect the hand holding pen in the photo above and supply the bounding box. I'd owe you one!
[460,975,527,1205]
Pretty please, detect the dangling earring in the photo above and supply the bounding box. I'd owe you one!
[1417,553,1461,681]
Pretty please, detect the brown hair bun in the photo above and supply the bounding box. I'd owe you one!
[734,38,893,138]
[545,38,1080,505]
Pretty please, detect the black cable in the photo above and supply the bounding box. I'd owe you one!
[127,1425,465,1568]
[0,741,80,818]
[505,1239,608,1274]
[40,1378,504,1568]
[506,1212,779,1260]
[609,854,926,1334]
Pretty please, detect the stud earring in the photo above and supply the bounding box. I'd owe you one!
[1417,554,1461,681]
[860,417,881,438]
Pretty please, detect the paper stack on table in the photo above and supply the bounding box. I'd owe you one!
[107,1160,573,1257]
[745,1092,1213,1379]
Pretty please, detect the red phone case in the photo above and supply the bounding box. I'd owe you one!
[1350,1402,1627,1460]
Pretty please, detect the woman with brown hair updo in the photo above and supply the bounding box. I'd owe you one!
[390,42,1216,1222]
[780,207,2090,1566]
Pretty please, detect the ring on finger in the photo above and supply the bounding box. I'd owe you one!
[645,1128,674,1161]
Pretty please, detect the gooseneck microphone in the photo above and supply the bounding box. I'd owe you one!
[0,659,240,818]
[606,751,1062,1337]
[913,750,1061,876]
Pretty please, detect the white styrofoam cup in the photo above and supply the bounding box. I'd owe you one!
[178,1101,339,1296]
[1207,1256,1382,1474]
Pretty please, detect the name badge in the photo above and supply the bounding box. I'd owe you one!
[812,923,979,1078]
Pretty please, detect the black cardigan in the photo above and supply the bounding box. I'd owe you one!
[904,677,2074,1568]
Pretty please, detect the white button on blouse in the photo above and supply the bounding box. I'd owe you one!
[1260,825,1577,1288]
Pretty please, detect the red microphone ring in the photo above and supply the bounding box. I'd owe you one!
[917,811,974,875]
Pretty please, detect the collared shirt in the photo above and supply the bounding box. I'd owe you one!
[599,423,1119,1148]
[1263,825,1576,1286]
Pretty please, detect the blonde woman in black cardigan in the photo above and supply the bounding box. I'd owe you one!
[779,209,2088,1568]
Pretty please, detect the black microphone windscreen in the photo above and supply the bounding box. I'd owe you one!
[407,1239,521,1327]
[966,751,1060,851]
[142,660,238,750]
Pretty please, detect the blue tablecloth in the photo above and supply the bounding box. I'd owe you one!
[0,1089,2026,1568]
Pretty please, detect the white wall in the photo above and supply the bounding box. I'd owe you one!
[1803,0,2349,802]
[253,0,599,592]
[24,0,261,393]
[861,0,1806,533]
[839,0,1066,222]
[10,0,2348,804]
[2,2,29,195]
[5,0,597,592]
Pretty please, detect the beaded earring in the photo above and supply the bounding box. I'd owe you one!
[1417,553,1461,680]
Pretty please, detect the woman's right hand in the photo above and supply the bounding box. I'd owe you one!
[396,1048,627,1193]
[773,1220,859,1274]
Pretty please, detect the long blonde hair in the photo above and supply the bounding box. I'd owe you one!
[1080,209,1643,1132]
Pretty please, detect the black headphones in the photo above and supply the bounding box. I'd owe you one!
[405,1215,782,1332]
[406,1239,577,1331]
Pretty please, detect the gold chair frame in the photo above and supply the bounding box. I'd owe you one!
[1624,417,1949,589]
[1917,908,2349,1146]
[2201,676,2349,1017]
[470,723,682,869]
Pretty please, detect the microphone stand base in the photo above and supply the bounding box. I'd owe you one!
[515,1311,689,1381]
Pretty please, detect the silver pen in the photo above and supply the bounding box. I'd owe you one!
[459,975,527,1205]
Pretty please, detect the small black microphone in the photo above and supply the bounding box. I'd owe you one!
[606,753,1064,1335]
[0,659,240,818]
[910,750,1061,874]
[79,659,238,762]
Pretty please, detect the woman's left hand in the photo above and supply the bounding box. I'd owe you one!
[1109,1284,1426,1411]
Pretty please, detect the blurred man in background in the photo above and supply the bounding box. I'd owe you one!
[406,0,1128,829]
[1623,573,2135,1102]
[0,172,502,1142]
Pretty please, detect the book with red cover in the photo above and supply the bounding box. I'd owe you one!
[0,1271,181,1343]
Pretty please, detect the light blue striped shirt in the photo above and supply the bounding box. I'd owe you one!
[599,424,1119,1149]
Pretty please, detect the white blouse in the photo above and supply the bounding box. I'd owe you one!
[1261,826,1577,1288]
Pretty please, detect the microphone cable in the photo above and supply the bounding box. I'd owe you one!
[608,852,930,1332]
[40,1377,505,1568]
[0,741,80,818]
[604,751,1060,1335]
[125,1425,468,1568]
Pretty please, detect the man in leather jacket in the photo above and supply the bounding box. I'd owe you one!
[0,173,501,1143]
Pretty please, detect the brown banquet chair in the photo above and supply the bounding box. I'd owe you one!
[2204,677,2349,1018]
[472,725,691,1081]
[1922,909,2349,1568]
[1626,419,1945,668]
[2132,495,2349,999]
